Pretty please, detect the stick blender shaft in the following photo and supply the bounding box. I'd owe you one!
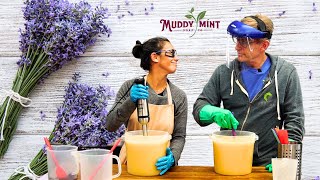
[134,77,150,136]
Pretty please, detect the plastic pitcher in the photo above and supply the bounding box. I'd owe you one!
[124,130,171,176]
[47,145,79,180]
[79,149,121,180]
[210,130,258,175]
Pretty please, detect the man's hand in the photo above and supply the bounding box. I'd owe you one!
[199,105,239,129]
[265,163,272,172]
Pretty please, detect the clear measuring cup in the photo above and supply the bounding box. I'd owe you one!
[47,145,79,180]
[79,149,121,180]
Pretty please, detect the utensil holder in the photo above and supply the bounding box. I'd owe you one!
[278,142,302,180]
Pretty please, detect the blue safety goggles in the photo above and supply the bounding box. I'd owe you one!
[227,20,272,39]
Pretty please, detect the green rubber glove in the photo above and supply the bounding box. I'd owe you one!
[199,105,239,129]
[265,163,272,172]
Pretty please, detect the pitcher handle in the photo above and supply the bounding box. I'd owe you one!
[112,155,122,178]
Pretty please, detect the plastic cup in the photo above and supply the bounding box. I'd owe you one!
[278,142,302,180]
[272,158,298,180]
[79,149,121,180]
[47,145,79,180]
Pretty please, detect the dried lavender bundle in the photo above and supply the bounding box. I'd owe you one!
[10,78,125,179]
[0,0,111,158]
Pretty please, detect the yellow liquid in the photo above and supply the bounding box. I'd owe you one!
[213,136,254,175]
[126,135,168,176]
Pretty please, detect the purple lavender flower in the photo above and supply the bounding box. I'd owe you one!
[18,0,112,77]
[17,55,31,66]
[72,72,81,82]
[102,72,110,77]
[118,14,125,19]
[278,11,286,17]
[52,78,124,147]
[128,11,134,16]
[235,7,243,12]
[115,1,154,20]
[39,111,46,121]
[309,70,312,79]
[313,2,317,11]
[115,4,120,13]
[41,144,47,155]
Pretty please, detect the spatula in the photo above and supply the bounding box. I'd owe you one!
[277,130,289,144]
[44,137,67,179]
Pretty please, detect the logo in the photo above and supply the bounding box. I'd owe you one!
[160,7,220,37]
[264,92,272,102]
[185,7,206,37]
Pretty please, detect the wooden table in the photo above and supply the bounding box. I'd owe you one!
[113,165,272,179]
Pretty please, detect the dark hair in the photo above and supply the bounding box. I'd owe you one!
[132,37,170,70]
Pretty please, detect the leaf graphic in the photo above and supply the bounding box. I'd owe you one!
[264,92,272,102]
[196,11,206,22]
[190,7,194,13]
[185,15,193,19]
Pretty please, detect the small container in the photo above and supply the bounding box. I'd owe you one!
[278,142,302,180]
[124,130,171,176]
[47,145,79,180]
[272,158,298,180]
[78,149,121,180]
[210,130,258,175]
[77,141,123,164]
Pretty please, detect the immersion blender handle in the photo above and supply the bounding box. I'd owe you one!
[134,77,150,135]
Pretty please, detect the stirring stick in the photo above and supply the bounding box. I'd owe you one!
[271,128,280,144]
[231,112,236,136]
[89,138,122,180]
[232,128,237,136]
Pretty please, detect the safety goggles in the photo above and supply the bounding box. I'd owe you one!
[232,36,260,48]
[155,49,177,58]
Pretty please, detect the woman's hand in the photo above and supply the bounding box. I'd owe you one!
[130,84,149,103]
[156,148,175,175]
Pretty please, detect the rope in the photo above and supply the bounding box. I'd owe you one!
[13,163,40,180]
[0,89,32,141]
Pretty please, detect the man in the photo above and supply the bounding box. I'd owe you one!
[192,14,305,171]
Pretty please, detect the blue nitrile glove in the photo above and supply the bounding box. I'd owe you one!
[199,105,239,129]
[156,147,175,176]
[265,163,272,172]
[130,84,149,103]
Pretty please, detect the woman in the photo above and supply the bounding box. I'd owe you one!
[105,37,188,175]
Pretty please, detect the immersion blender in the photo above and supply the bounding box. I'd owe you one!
[134,77,150,136]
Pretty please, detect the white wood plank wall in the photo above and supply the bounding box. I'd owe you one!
[0,0,319,179]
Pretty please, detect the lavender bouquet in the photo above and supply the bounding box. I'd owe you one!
[51,82,125,147]
[10,77,125,179]
[0,0,111,157]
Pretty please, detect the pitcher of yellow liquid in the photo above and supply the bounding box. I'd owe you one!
[124,130,171,176]
[210,130,258,175]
